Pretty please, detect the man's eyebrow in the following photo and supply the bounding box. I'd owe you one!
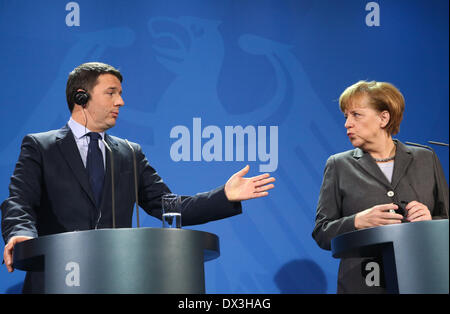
[106,87,122,94]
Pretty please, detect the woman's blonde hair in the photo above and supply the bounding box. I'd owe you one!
[339,80,405,135]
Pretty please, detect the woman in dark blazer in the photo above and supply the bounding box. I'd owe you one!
[312,80,449,294]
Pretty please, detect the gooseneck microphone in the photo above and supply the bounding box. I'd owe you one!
[405,141,433,151]
[125,139,140,228]
[407,141,449,148]
[102,138,116,228]
[428,141,449,147]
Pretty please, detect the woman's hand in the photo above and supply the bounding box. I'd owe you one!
[405,201,432,222]
[354,203,403,230]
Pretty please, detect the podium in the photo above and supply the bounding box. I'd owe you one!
[331,220,449,294]
[13,228,220,294]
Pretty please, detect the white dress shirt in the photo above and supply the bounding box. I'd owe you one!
[377,160,394,183]
[67,117,106,169]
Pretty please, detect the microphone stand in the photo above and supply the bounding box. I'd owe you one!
[102,139,116,228]
[125,139,140,228]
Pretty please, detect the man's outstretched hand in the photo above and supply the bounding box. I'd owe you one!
[224,165,275,201]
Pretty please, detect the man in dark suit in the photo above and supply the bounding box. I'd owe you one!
[1,62,276,293]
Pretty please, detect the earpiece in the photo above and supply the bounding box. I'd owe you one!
[74,90,90,108]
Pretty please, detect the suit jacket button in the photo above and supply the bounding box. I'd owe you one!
[387,190,395,197]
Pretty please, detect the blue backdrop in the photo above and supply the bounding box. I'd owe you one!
[0,0,448,294]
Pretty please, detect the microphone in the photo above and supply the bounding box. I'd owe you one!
[428,141,449,147]
[406,141,449,149]
[405,141,434,151]
[102,138,116,228]
[125,139,140,228]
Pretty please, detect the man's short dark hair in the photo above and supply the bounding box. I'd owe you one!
[66,62,123,112]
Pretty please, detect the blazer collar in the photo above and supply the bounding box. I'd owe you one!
[56,124,96,206]
[390,139,413,189]
[352,139,413,189]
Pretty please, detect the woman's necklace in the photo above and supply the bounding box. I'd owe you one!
[373,142,396,162]
[374,155,395,162]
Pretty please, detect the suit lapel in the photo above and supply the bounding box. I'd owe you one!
[391,140,413,190]
[352,140,413,190]
[352,147,392,188]
[56,125,97,207]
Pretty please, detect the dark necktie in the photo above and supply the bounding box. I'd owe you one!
[86,132,105,207]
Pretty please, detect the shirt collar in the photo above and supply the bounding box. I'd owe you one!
[68,117,105,140]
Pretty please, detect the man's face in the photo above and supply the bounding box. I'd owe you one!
[84,73,124,132]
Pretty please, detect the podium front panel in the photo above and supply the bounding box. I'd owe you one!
[13,228,220,294]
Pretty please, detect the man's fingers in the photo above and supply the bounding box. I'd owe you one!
[255,183,275,193]
[251,172,271,182]
[4,243,14,273]
[236,165,250,177]
[3,236,33,273]
[250,191,269,199]
[6,262,14,273]
[254,177,275,187]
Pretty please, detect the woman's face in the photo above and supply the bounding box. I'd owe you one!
[343,95,389,150]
